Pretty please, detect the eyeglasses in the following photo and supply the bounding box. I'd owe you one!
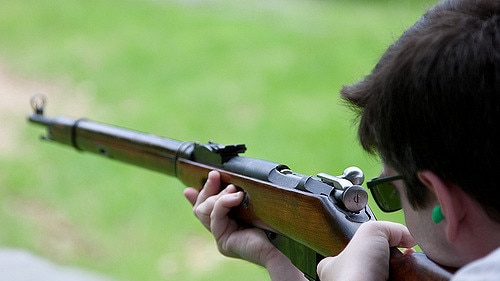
[367,175,404,212]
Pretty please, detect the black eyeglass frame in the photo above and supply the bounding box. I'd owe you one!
[367,175,404,212]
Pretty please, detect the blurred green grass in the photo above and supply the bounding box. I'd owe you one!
[0,0,435,280]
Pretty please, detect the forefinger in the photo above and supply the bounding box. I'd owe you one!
[193,170,223,208]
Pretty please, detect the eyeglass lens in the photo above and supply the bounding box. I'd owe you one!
[370,180,401,212]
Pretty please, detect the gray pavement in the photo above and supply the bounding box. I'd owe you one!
[0,248,116,281]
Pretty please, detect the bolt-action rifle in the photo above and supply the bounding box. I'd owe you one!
[27,95,452,281]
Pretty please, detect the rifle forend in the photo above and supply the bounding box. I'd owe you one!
[27,95,452,281]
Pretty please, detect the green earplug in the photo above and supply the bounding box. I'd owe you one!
[432,205,445,223]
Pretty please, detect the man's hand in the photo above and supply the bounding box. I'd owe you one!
[184,171,306,281]
[317,221,416,281]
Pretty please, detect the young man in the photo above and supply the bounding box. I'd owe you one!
[184,0,500,280]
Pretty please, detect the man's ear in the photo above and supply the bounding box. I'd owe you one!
[417,171,466,242]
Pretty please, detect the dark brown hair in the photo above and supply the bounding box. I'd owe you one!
[342,0,500,221]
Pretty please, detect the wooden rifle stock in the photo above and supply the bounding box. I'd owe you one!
[27,96,452,281]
